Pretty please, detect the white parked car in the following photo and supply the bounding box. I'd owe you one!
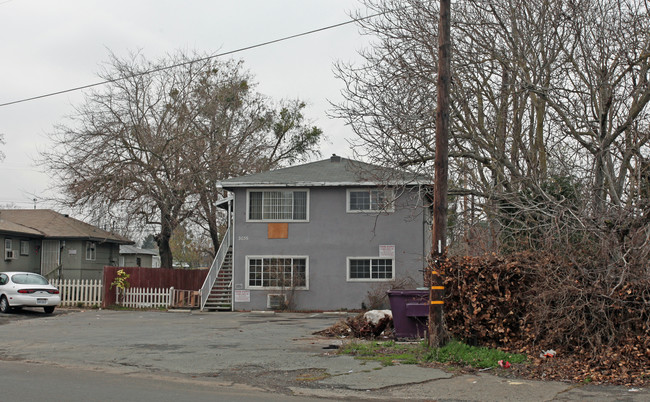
[0,272,61,314]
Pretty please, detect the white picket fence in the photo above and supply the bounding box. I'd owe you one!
[119,287,174,308]
[50,279,103,307]
[48,279,177,309]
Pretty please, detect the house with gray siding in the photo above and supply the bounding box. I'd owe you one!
[201,155,431,311]
[119,245,159,268]
[0,209,133,280]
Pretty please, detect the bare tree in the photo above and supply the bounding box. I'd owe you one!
[184,61,322,252]
[333,0,650,253]
[43,51,322,266]
[0,133,5,161]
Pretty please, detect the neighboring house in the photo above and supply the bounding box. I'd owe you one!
[200,155,432,311]
[0,209,133,280]
[119,245,159,268]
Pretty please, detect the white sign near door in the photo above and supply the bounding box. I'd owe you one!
[379,245,395,258]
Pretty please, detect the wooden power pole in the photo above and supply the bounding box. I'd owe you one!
[428,0,451,348]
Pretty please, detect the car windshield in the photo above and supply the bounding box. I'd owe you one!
[11,273,49,285]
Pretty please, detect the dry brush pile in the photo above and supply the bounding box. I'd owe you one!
[442,246,650,385]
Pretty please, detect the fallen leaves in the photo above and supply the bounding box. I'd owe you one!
[442,252,650,386]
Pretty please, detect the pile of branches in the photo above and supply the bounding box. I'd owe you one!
[443,246,650,385]
[314,312,393,339]
[442,252,538,349]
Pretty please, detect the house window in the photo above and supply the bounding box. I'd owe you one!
[247,190,308,221]
[347,257,394,281]
[86,242,96,261]
[347,189,394,212]
[4,239,15,260]
[246,256,308,289]
[20,240,29,256]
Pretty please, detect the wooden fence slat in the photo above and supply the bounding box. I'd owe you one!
[49,279,177,309]
[50,279,103,307]
[120,286,172,309]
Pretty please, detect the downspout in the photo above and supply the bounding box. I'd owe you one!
[58,240,64,280]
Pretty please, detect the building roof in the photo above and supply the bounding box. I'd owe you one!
[119,245,158,255]
[0,209,133,244]
[0,218,42,236]
[220,155,432,188]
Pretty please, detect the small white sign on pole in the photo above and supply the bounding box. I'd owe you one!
[379,245,395,258]
[234,290,250,302]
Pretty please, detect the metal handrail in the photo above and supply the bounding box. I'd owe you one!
[200,226,231,311]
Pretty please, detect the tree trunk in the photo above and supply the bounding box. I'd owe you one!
[155,209,176,268]
[207,218,221,258]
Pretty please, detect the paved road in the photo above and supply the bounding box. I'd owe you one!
[0,360,320,402]
[0,309,647,401]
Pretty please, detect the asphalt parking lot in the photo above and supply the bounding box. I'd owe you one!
[0,309,647,401]
[0,305,60,324]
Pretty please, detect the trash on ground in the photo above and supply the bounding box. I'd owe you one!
[540,349,556,358]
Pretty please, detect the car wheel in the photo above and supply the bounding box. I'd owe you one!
[44,306,55,314]
[0,296,11,313]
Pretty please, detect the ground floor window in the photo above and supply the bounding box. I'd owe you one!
[20,240,29,256]
[86,241,96,260]
[347,257,394,281]
[247,256,308,289]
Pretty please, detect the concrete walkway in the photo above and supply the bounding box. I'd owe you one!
[0,309,646,401]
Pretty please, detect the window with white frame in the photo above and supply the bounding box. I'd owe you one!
[4,239,12,253]
[247,256,308,289]
[347,189,394,212]
[20,240,29,256]
[86,241,96,261]
[247,190,308,221]
[347,257,394,281]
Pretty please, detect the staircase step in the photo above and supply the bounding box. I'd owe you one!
[201,247,234,311]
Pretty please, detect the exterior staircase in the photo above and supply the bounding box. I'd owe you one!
[202,247,233,311]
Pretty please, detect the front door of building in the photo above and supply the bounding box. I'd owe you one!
[41,240,60,276]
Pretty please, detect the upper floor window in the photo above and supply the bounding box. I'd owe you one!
[247,189,308,222]
[86,242,96,261]
[347,189,394,213]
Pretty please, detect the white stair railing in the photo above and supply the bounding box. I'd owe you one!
[200,226,231,311]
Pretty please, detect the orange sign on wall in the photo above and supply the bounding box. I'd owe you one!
[268,223,289,239]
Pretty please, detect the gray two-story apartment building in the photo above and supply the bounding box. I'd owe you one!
[213,155,431,311]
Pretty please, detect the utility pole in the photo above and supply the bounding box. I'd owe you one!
[428,0,451,348]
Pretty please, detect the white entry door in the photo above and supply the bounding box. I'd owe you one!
[41,240,60,276]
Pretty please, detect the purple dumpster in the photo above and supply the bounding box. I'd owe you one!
[387,289,429,339]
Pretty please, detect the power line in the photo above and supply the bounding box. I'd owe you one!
[0,11,385,108]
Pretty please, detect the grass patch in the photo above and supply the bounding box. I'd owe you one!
[426,340,527,368]
[340,339,527,369]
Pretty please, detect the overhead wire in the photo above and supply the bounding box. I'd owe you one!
[0,10,387,108]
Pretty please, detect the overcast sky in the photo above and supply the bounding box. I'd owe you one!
[0,0,369,210]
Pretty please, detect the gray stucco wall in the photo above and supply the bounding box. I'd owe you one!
[230,186,428,311]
